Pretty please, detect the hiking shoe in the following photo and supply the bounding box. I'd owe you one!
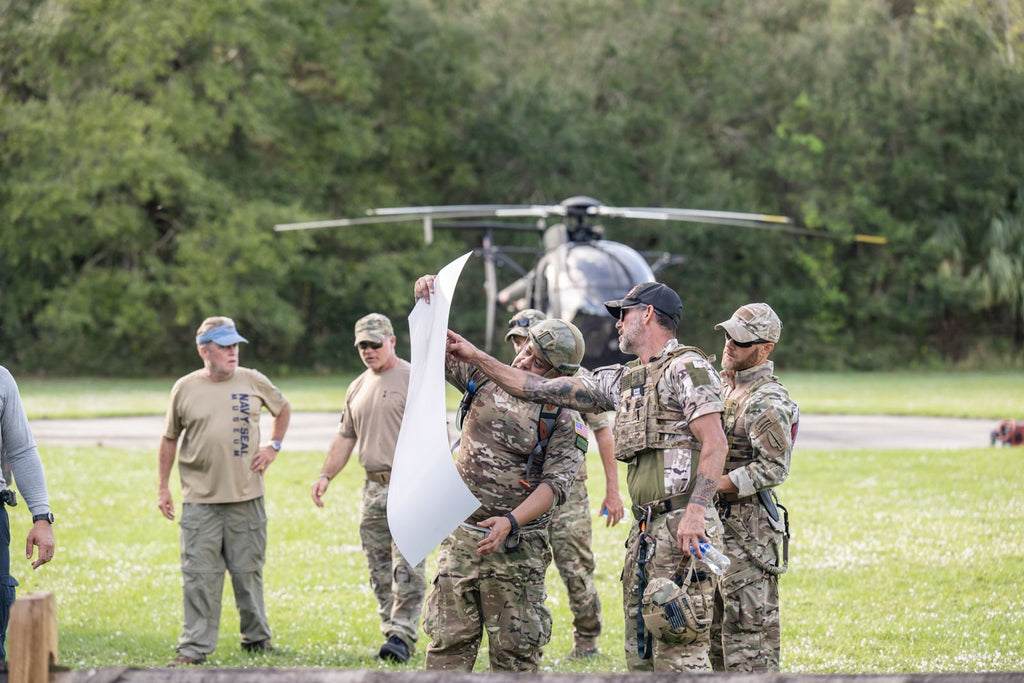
[168,653,205,666]
[241,640,276,653]
[378,635,410,663]
[566,646,599,660]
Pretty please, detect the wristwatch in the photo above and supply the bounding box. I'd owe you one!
[33,512,54,524]
[270,440,282,452]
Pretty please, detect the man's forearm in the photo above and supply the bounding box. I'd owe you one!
[158,437,177,489]
[465,348,534,397]
[595,427,619,490]
[469,348,602,412]
[270,403,291,442]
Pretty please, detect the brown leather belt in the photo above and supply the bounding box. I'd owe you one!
[366,471,391,485]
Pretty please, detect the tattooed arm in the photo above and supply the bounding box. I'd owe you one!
[674,411,727,555]
[446,330,610,412]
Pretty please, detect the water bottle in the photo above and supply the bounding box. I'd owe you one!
[692,540,731,575]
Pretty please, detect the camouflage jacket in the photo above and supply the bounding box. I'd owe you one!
[575,338,724,501]
[721,360,799,498]
[447,358,588,528]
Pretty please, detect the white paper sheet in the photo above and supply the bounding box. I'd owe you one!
[387,253,481,567]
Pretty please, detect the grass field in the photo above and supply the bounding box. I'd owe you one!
[9,372,1024,672]
[18,370,1024,419]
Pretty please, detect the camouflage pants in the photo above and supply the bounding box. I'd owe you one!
[424,525,552,672]
[710,498,782,672]
[548,477,601,650]
[361,481,427,650]
[621,505,723,672]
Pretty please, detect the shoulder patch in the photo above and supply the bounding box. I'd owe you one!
[684,361,712,387]
[574,420,589,452]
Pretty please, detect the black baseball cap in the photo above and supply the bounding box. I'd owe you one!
[604,282,683,323]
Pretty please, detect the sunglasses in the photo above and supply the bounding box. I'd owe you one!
[507,318,532,329]
[358,341,383,350]
[725,333,770,349]
[618,305,646,321]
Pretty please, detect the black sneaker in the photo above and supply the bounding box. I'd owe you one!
[377,635,410,663]
[241,640,276,653]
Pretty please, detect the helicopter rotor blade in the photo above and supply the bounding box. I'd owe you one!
[600,206,886,243]
[273,214,432,232]
[369,205,556,218]
[600,206,791,227]
[276,198,886,244]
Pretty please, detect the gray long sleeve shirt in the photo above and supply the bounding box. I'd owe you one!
[0,366,50,515]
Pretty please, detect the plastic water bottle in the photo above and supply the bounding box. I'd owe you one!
[692,540,731,575]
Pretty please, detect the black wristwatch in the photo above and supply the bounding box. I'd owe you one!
[33,512,54,524]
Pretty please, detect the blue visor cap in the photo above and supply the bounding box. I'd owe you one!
[196,324,249,346]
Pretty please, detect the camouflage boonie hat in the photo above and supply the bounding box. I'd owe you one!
[504,309,547,343]
[353,313,394,346]
[715,303,782,343]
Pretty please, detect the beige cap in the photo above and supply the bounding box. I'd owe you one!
[354,313,394,346]
[715,303,782,343]
[504,309,548,343]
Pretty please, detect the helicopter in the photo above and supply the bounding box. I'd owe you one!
[275,196,885,367]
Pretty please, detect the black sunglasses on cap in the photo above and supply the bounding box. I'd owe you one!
[725,333,770,349]
[507,318,532,329]
[358,341,383,350]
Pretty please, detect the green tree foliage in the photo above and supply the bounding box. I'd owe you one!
[2,0,1023,374]
[0,0,482,374]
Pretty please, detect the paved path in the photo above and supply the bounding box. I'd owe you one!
[29,412,1000,450]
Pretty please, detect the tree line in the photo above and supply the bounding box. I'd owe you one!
[2,0,1022,376]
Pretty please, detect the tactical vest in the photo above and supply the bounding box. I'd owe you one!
[723,374,781,472]
[614,346,706,508]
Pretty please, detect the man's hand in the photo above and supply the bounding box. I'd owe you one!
[251,445,277,475]
[311,475,330,508]
[158,488,175,520]
[475,515,513,556]
[601,490,625,527]
[446,330,480,364]
[26,522,55,570]
[675,504,709,556]
[414,274,436,302]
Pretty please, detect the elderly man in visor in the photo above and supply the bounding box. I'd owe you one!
[159,317,291,666]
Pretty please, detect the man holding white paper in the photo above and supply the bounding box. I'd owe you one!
[413,274,589,672]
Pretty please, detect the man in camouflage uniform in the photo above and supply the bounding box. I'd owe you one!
[415,276,588,672]
[446,282,728,672]
[505,309,623,659]
[710,303,799,672]
[310,313,426,664]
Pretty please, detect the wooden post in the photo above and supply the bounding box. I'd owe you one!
[8,591,58,683]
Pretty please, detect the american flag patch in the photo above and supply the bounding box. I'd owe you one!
[574,420,589,452]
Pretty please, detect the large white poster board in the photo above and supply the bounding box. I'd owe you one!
[387,253,481,566]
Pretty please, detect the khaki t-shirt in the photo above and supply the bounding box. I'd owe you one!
[338,359,410,473]
[164,367,288,503]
